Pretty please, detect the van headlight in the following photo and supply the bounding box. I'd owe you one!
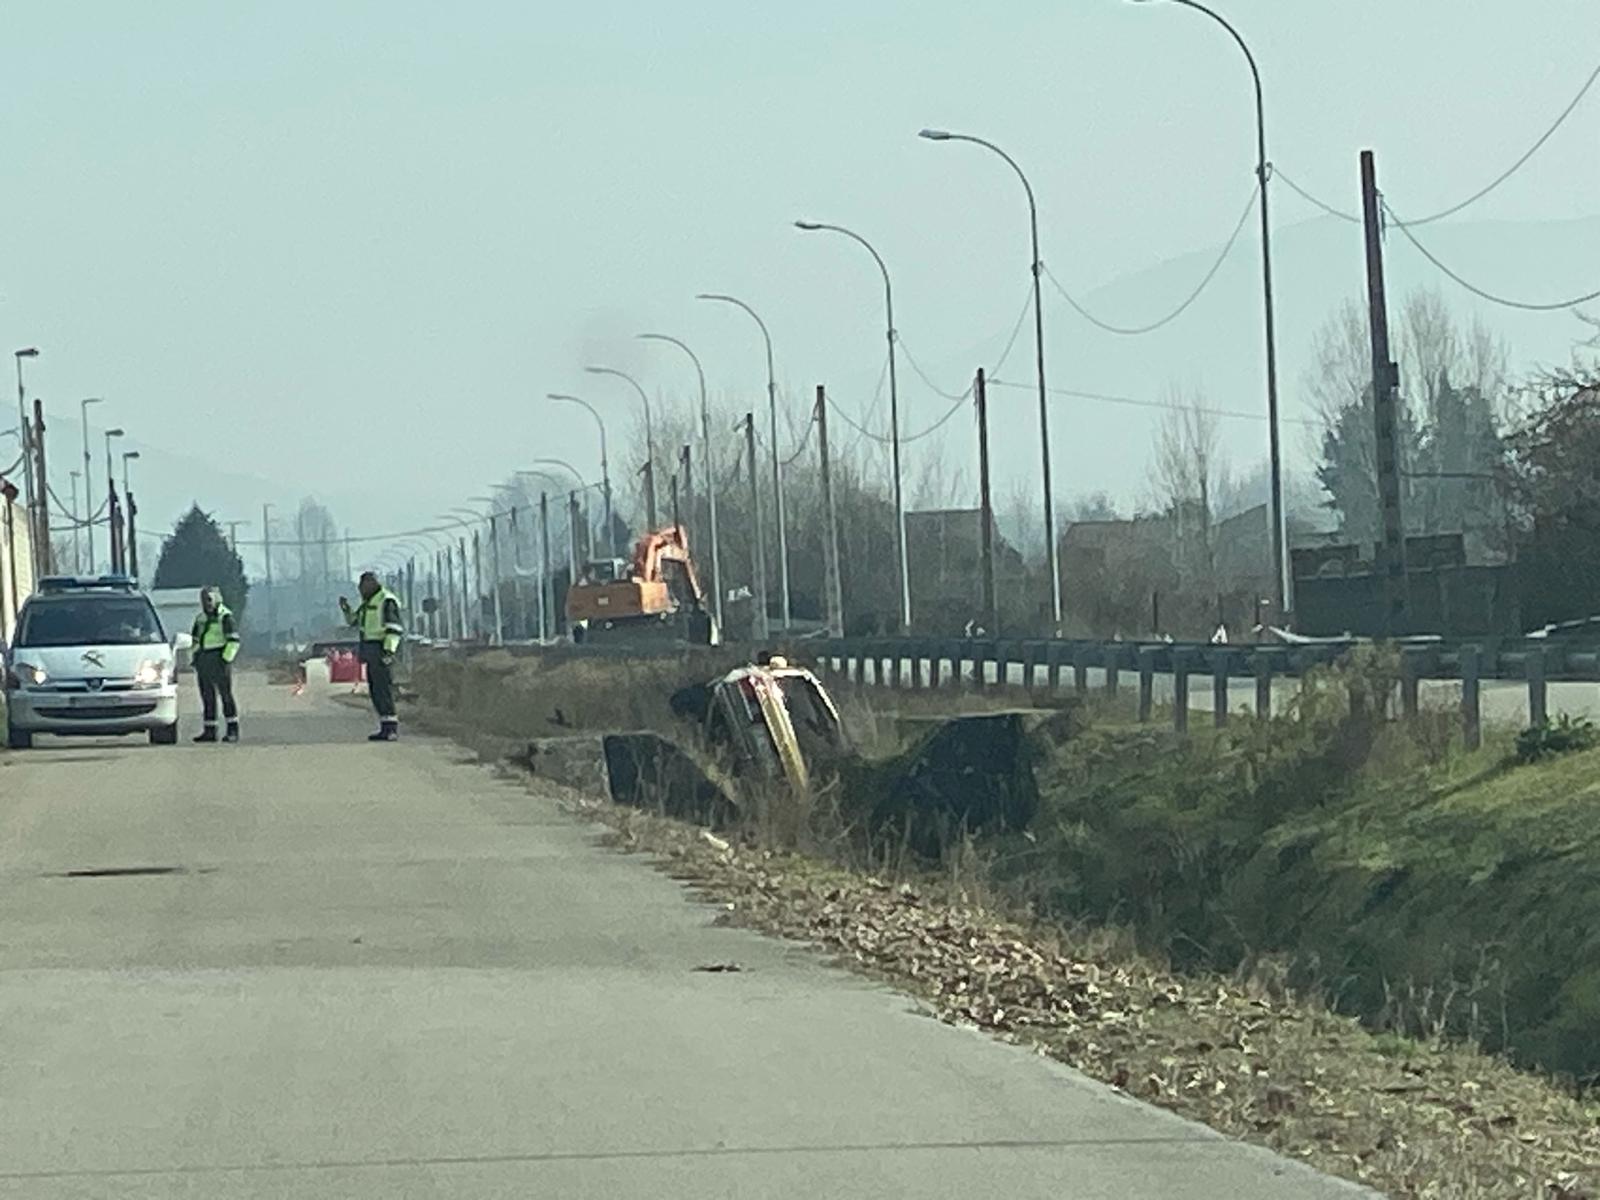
[133,660,167,688]
[13,662,47,687]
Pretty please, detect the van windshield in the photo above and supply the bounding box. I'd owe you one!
[16,597,167,647]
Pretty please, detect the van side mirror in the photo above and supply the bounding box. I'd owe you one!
[174,632,194,651]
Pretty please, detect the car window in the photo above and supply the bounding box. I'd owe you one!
[16,597,167,648]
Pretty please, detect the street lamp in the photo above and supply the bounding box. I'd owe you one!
[121,450,140,497]
[68,470,82,572]
[638,332,724,633]
[918,128,1062,633]
[584,365,657,529]
[793,221,911,631]
[1128,0,1287,618]
[13,348,40,577]
[697,292,789,634]
[548,393,617,559]
[80,398,105,571]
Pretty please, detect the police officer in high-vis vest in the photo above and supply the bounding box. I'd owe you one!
[340,571,404,741]
[191,586,241,743]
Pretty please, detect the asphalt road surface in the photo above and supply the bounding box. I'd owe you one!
[0,673,1368,1199]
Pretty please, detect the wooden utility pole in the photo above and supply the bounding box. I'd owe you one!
[816,385,844,637]
[1360,149,1407,636]
[487,516,503,645]
[640,459,657,532]
[31,400,52,575]
[678,444,693,536]
[975,368,997,635]
[669,472,681,532]
[261,505,275,649]
[538,491,551,641]
[125,490,138,579]
[743,412,769,641]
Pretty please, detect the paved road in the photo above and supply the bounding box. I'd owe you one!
[0,674,1367,1198]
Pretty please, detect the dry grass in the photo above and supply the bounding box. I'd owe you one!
[570,799,1599,1200]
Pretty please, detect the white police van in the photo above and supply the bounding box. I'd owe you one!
[2,576,190,749]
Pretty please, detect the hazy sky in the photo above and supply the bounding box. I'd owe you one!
[3,1,1596,556]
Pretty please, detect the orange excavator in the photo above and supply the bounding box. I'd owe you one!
[565,525,720,646]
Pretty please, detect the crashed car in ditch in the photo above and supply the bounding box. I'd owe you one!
[672,654,849,794]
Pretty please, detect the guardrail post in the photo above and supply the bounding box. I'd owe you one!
[910,640,924,689]
[1461,644,1481,751]
[926,641,941,689]
[1527,646,1548,727]
[852,642,866,687]
[1138,647,1157,723]
[1073,646,1089,695]
[1212,649,1231,728]
[994,640,1012,690]
[1021,641,1039,693]
[1046,642,1063,692]
[1399,649,1420,718]
[1104,644,1121,698]
[1253,651,1273,718]
[889,641,904,689]
[1173,650,1191,733]
[961,639,978,692]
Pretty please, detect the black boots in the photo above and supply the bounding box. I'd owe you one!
[193,726,217,743]
[222,722,240,743]
[367,720,398,742]
[194,723,239,744]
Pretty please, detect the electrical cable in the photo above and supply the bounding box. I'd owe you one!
[987,377,1320,428]
[1045,187,1259,334]
[1384,199,1600,311]
[1273,56,1600,228]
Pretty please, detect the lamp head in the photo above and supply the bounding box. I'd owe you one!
[918,128,954,141]
[123,450,140,461]
[14,347,39,359]
[106,427,125,438]
[793,220,823,231]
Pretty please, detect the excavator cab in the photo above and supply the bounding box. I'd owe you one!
[566,526,719,647]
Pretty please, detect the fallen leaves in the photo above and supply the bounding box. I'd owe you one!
[582,800,1600,1200]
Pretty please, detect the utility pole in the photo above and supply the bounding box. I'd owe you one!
[1360,149,1407,637]
[742,412,769,641]
[470,528,483,639]
[125,488,138,580]
[487,517,504,645]
[678,444,693,535]
[456,538,470,641]
[30,400,52,575]
[343,530,352,582]
[817,385,844,637]
[975,368,997,635]
[670,472,681,532]
[538,491,552,641]
[566,492,581,582]
[13,349,39,580]
[68,471,81,573]
[261,505,274,649]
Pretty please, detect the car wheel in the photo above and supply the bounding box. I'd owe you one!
[149,723,178,746]
[6,723,33,750]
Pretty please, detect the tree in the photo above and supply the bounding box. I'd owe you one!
[1150,388,1227,592]
[1503,372,1600,627]
[1311,288,1508,549]
[152,506,249,618]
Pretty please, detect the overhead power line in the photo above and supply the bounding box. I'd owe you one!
[1045,187,1259,335]
[987,377,1320,428]
[1273,55,1600,228]
[1383,200,1600,312]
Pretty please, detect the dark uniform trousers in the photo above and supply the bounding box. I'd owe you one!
[194,649,238,724]
[360,642,397,721]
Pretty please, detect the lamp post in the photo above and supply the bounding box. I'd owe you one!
[1129,0,1287,617]
[793,221,912,631]
[697,292,791,633]
[638,333,724,633]
[121,450,141,579]
[548,393,617,559]
[121,450,140,497]
[918,129,1061,633]
[13,348,39,577]
[79,397,104,571]
[585,365,657,529]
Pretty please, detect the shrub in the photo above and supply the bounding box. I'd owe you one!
[1514,715,1600,764]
